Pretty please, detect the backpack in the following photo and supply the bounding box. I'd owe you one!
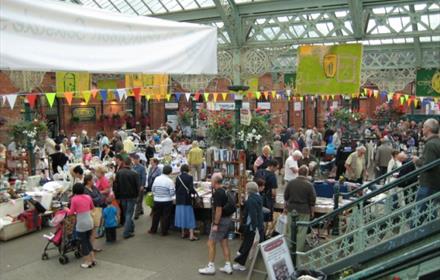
[222,191,237,217]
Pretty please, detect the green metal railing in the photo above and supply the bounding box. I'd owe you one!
[290,158,440,272]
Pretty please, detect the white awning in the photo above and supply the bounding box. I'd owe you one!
[0,0,218,74]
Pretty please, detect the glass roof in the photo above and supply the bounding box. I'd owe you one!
[60,0,440,47]
[75,0,216,15]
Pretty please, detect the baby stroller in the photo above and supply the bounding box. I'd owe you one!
[41,209,81,264]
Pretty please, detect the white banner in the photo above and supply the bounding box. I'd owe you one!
[0,0,217,74]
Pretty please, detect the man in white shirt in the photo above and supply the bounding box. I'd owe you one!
[161,133,174,155]
[284,150,303,183]
[149,165,175,236]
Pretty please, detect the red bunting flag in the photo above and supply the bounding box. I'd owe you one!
[27,94,37,109]
[133,87,142,102]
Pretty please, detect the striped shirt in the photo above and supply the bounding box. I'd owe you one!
[152,174,175,202]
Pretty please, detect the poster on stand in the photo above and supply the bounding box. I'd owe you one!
[247,235,295,280]
[240,109,252,125]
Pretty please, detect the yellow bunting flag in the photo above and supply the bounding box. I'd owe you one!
[271,91,276,99]
[255,91,261,100]
[146,94,151,101]
[363,88,368,96]
[64,92,73,105]
[404,95,409,101]
[166,94,172,102]
[82,90,91,104]
[45,93,56,108]
[222,92,228,101]
[213,92,219,102]
[400,96,405,105]
[414,98,419,107]
[387,93,393,100]
[300,96,304,101]
[203,92,210,102]
[374,91,379,98]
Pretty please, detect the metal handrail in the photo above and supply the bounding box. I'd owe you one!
[297,158,440,227]
[340,160,415,197]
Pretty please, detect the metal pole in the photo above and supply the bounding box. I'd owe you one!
[235,96,242,149]
[24,101,36,175]
[290,211,299,266]
[332,180,341,236]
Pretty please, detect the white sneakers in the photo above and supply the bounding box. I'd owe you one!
[198,264,216,275]
[199,262,235,275]
[232,263,246,271]
[219,263,233,275]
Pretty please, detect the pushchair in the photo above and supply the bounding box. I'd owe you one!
[41,209,81,264]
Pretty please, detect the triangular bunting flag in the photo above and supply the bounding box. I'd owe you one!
[100,89,108,103]
[27,94,38,109]
[146,94,151,101]
[414,98,419,107]
[213,92,219,102]
[286,89,291,97]
[299,96,304,102]
[363,88,368,96]
[133,88,142,102]
[82,90,91,105]
[175,92,182,102]
[194,92,201,101]
[400,96,405,105]
[222,92,228,101]
[404,95,409,101]
[255,91,261,100]
[387,93,394,100]
[155,93,161,101]
[185,93,191,102]
[166,94,172,102]
[116,89,126,101]
[64,92,73,105]
[203,92,210,102]
[271,91,276,99]
[91,89,98,99]
[263,91,269,99]
[2,95,6,106]
[247,92,253,99]
[6,94,17,109]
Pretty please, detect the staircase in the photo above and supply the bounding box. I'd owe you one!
[290,158,440,279]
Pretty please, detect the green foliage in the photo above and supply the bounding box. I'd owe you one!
[207,110,234,147]
[9,120,47,146]
[237,114,271,151]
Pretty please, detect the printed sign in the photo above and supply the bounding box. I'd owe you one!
[71,107,96,121]
[416,68,440,97]
[257,102,271,110]
[207,102,236,111]
[294,102,302,111]
[296,44,362,95]
[165,103,179,110]
[240,109,252,126]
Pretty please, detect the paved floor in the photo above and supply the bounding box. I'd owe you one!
[0,211,247,280]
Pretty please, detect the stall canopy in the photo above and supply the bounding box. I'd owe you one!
[0,0,217,74]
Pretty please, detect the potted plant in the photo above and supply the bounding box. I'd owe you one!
[206,110,235,147]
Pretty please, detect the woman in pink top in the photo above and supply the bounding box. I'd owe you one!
[83,148,92,167]
[95,165,111,199]
[68,183,96,268]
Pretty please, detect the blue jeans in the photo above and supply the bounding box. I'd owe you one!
[413,186,437,227]
[120,198,136,237]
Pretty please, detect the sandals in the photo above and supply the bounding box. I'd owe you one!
[189,237,199,241]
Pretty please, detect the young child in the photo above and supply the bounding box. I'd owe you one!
[102,197,118,242]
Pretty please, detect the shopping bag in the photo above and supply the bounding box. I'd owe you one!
[275,213,287,234]
[145,192,154,208]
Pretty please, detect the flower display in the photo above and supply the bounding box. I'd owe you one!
[206,110,234,147]
[237,114,271,151]
[9,120,47,146]
[178,107,193,126]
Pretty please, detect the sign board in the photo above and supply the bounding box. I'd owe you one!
[165,102,179,110]
[416,68,440,97]
[166,114,178,130]
[257,102,271,110]
[242,102,250,110]
[294,102,302,111]
[240,109,252,126]
[247,235,295,280]
[207,102,236,111]
[71,107,96,121]
[296,44,362,95]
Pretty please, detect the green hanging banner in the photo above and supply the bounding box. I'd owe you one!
[416,68,440,97]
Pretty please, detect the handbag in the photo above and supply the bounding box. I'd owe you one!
[177,175,204,208]
[145,192,154,208]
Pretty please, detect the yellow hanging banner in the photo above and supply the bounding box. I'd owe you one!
[56,72,90,97]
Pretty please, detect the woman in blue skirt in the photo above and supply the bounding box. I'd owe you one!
[175,164,199,241]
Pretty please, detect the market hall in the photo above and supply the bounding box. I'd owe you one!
[0,0,440,279]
